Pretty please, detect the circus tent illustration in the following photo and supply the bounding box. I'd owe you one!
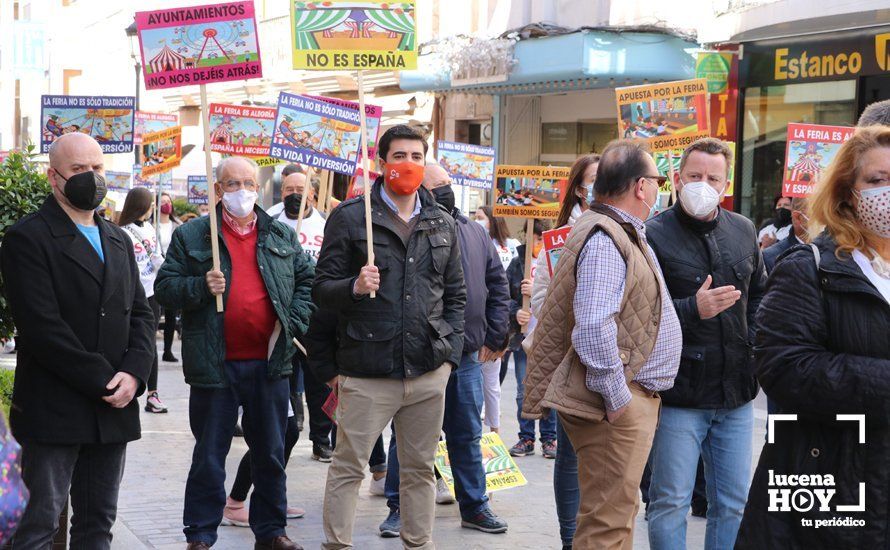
[788,143,824,182]
[293,2,415,51]
[150,45,186,72]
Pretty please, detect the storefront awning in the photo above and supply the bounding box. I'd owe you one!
[400,30,699,95]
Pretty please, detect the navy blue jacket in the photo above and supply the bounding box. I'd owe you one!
[454,212,510,354]
[762,231,800,274]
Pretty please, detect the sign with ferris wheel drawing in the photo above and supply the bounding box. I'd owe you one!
[135,1,263,90]
[290,1,417,70]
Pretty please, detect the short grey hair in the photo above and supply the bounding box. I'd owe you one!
[858,99,890,127]
[215,156,258,182]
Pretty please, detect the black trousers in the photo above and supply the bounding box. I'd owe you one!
[162,309,178,354]
[147,296,160,391]
[12,441,127,550]
[299,356,333,447]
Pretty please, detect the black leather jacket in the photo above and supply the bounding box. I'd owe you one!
[645,204,767,409]
[310,181,466,379]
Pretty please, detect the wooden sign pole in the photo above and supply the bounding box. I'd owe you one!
[200,84,224,313]
[357,70,376,298]
[521,217,535,328]
[667,150,678,205]
[294,166,315,238]
[316,169,330,215]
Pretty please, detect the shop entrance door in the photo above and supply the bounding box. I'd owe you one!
[859,75,890,117]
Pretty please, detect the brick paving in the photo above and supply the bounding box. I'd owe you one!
[5,335,767,549]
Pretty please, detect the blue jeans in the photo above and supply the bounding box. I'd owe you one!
[183,360,290,545]
[513,348,557,442]
[386,352,489,517]
[647,402,754,550]
[553,418,578,547]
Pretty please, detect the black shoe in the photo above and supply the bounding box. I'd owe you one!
[461,507,508,534]
[234,423,244,437]
[312,443,333,462]
[379,508,401,538]
[691,504,708,518]
[162,351,178,362]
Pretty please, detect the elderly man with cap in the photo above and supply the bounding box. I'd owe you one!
[2,132,156,549]
[155,156,315,550]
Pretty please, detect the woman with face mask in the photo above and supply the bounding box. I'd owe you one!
[118,187,168,413]
[157,193,182,364]
[737,126,890,549]
[528,153,599,550]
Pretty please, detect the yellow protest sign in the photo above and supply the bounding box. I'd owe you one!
[493,165,571,219]
[290,1,417,70]
[615,79,711,153]
[255,156,284,168]
[434,432,527,495]
[141,126,182,178]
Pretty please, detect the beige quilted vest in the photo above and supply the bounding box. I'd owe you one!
[522,204,663,421]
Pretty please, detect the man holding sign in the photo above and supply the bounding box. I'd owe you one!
[155,157,315,550]
[311,125,465,550]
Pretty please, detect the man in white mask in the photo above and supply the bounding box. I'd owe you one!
[643,138,767,550]
[155,156,315,550]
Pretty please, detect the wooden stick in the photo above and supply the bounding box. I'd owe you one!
[316,169,330,215]
[357,70,375,298]
[200,84,224,313]
[294,166,314,238]
[667,150,678,205]
[521,217,535,328]
[324,169,334,212]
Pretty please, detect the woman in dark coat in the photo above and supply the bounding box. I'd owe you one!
[736,126,890,548]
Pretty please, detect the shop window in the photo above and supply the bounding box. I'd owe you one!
[740,80,856,227]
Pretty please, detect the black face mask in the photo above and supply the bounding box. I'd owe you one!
[432,186,455,216]
[774,206,792,228]
[57,170,107,211]
[284,193,304,218]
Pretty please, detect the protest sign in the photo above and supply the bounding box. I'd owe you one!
[132,165,154,189]
[141,126,182,177]
[542,226,572,277]
[134,111,178,144]
[493,165,570,219]
[696,52,733,94]
[615,79,710,153]
[783,123,854,197]
[105,171,131,193]
[269,92,361,176]
[135,1,262,90]
[40,95,135,154]
[255,156,284,168]
[435,432,527,496]
[290,0,417,70]
[187,175,209,204]
[437,141,496,189]
[309,94,382,162]
[207,103,275,157]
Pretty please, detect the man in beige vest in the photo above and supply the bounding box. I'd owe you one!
[523,139,682,549]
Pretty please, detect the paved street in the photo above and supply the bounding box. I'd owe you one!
[8,337,767,549]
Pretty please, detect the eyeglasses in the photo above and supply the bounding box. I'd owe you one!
[639,175,668,186]
[220,179,258,192]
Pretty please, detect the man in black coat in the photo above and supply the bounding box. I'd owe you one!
[1,133,155,549]
[378,163,511,537]
[644,137,767,549]
[762,197,808,274]
[310,125,466,549]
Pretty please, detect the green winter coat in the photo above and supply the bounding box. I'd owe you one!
[154,205,315,388]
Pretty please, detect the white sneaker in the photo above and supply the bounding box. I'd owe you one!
[435,477,455,504]
[369,474,386,496]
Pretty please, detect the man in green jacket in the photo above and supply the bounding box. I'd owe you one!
[154,156,315,550]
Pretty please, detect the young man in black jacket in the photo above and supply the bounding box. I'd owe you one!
[2,133,155,550]
[377,163,511,537]
[310,125,466,550]
[644,137,767,549]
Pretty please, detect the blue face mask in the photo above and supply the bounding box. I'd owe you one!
[584,184,595,206]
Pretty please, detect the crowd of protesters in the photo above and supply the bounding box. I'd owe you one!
[0,98,887,550]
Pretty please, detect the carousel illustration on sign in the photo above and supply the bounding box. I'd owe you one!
[291,1,417,70]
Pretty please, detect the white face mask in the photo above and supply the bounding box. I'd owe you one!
[222,189,257,218]
[856,185,890,238]
[679,181,723,219]
[475,218,489,231]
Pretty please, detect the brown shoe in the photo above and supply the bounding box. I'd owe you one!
[254,536,303,550]
[186,543,211,550]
